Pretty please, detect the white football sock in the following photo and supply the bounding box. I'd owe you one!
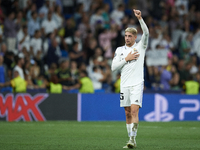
[126,123,133,137]
[130,123,138,139]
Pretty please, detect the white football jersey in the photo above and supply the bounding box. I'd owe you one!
[111,19,149,87]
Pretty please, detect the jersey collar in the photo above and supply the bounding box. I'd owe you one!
[125,42,137,49]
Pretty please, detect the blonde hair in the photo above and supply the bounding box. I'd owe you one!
[125,27,137,35]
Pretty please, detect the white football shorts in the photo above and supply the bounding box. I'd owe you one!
[120,82,144,108]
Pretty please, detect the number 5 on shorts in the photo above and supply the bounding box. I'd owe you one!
[120,93,124,100]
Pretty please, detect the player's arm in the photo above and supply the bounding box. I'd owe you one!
[111,48,140,72]
[134,9,149,48]
[111,48,127,72]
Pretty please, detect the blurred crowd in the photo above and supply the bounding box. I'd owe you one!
[0,0,200,94]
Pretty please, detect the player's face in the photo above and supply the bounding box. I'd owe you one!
[125,32,137,47]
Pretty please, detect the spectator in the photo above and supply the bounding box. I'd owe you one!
[4,11,20,52]
[15,10,25,27]
[78,13,90,40]
[180,33,193,60]
[60,0,75,14]
[194,72,200,84]
[3,51,14,80]
[41,11,58,37]
[64,16,76,38]
[100,58,113,92]
[190,54,199,75]
[77,0,92,12]
[39,0,50,21]
[57,58,72,86]
[93,47,104,63]
[73,3,84,27]
[17,25,30,52]
[63,70,94,93]
[90,7,105,33]
[0,55,7,83]
[28,11,40,36]
[69,42,84,66]
[45,62,58,81]
[160,66,172,90]
[13,52,25,79]
[0,70,27,93]
[53,5,64,29]
[110,3,125,27]
[29,59,40,82]
[46,73,63,93]
[46,38,61,67]
[177,59,186,87]
[85,37,98,65]
[169,65,181,90]
[90,65,104,90]
[0,43,7,56]
[71,30,83,51]
[26,3,37,21]
[35,74,47,89]
[114,72,120,93]
[101,3,111,29]
[98,24,117,59]
[70,60,79,86]
[183,75,199,95]
[150,66,162,90]
[87,56,101,77]
[160,33,175,52]
[30,30,42,58]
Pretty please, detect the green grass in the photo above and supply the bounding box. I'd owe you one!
[0,121,200,150]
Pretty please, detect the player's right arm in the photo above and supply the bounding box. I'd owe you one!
[111,48,126,72]
[111,48,140,72]
[134,9,149,48]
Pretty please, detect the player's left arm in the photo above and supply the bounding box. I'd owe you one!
[134,9,149,48]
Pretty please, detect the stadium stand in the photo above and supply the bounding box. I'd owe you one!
[0,0,200,94]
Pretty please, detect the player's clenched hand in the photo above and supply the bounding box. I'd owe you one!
[133,9,142,20]
[125,51,140,62]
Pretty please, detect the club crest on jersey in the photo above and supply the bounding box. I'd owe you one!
[120,53,123,56]
[133,48,137,52]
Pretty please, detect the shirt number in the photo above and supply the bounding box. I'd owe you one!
[120,93,124,100]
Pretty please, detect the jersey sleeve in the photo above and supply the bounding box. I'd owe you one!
[111,48,127,72]
[139,19,149,48]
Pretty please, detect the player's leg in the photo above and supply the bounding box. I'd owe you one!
[120,87,133,148]
[124,106,133,135]
[123,107,133,148]
[126,104,139,148]
[127,82,144,148]
[131,104,139,123]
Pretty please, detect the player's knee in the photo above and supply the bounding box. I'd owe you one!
[125,110,132,119]
[131,109,138,117]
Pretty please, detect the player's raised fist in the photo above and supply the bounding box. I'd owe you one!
[133,9,142,20]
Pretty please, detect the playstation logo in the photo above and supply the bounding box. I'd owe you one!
[144,94,174,122]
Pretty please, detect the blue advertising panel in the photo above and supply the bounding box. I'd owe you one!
[81,94,125,121]
[81,93,200,121]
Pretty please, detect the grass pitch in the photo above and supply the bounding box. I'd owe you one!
[0,121,200,150]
